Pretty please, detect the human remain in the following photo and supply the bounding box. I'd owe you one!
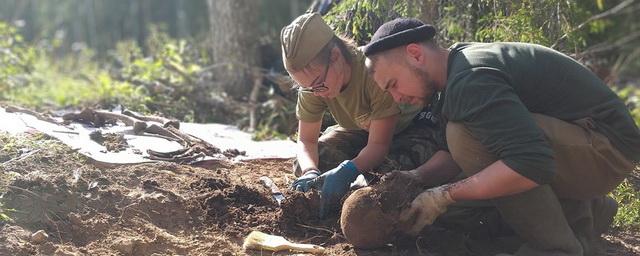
[280,13,445,218]
[362,18,640,255]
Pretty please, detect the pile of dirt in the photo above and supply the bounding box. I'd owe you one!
[1,133,638,255]
[0,135,350,255]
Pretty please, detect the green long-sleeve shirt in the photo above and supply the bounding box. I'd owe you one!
[442,42,640,184]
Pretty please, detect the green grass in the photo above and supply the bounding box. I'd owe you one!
[4,53,149,110]
[611,177,640,230]
[0,131,85,223]
[0,202,13,222]
[1,132,52,158]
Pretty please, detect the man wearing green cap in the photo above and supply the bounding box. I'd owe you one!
[362,18,640,255]
[281,13,445,218]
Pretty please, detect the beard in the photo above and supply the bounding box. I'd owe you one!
[409,65,437,106]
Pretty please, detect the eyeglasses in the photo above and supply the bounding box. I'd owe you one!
[298,60,330,93]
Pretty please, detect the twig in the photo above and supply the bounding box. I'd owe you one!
[295,223,343,239]
[45,212,63,243]
[604,233,640,255]
[52,130,80,135]
[117,202,152,224]
[1,149,41,166]
[552,0,638,48]
[7,185,45,201]
[577,30,640,56]
[299,235,323,244]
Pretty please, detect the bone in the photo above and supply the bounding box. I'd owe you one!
[122,109,180,129]
[63,108,147,134]
[145,124,186,145]
[4,105,60,124]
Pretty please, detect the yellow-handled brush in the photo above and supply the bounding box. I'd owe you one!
[242,231,326,254]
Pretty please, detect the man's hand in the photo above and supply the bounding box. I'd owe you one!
[290,170,320,192]
[398,185,455,236]
[317,160,360,219]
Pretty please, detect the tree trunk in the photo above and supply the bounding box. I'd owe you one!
[206,0,260,100]
[176,0,190,38]
[420,0,439,24]
[140,0,151,51]
[85,0,97,51]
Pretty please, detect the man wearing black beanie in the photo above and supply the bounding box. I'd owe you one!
[359,18,640,255]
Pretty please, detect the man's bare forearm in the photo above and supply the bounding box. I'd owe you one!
[297,141,320,172]
[447,160,538,201]
[413,150,462,187]
[352,142,389,171]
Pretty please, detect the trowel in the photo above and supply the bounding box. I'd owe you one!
[259,176,285,206]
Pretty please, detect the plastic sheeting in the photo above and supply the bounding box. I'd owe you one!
[0,107,296,165]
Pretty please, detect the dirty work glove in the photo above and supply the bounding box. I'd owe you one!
[317,160,360,219]
[398,185,455,236]
[291,169,321,192]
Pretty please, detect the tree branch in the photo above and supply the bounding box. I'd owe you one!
[552,0,638,49]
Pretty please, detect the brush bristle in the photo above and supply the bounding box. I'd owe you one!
[242,231,267,250]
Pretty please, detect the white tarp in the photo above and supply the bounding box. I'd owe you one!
[0,107,296,165]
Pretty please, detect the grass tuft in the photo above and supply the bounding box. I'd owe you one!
[611,177,640,230]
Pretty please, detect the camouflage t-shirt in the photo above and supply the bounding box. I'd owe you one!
[296,47,421,134]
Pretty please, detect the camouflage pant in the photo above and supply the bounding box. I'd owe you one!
[292,120,516,244]
[293,120,446,176]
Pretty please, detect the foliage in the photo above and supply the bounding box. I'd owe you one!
[0,132,83,162]
[0,22,35,97]
[0,0,211,56]
[0,19,299,136]
[0,202,13,222]
[441,0,593,50]
[6,51,148,110]
[324,0,638,66]
[325,0,423,45]
[113,26,209,122]
[611,179,640,230]
[615,85,640,126]
[250,96,297,141]
[0,21,149,110]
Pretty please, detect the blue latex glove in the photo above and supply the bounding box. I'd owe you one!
[290,170,320,192]
[317,160,360,219]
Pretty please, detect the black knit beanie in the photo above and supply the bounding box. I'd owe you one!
[363,18,435,57]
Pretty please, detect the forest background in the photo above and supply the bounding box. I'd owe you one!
[0,0,639,229]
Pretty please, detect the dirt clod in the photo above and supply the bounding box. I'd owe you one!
[222,148,246,158]
[340,172,423,249]
[89,131,128,152]
[30,230,48,244]
[280,191,321,221]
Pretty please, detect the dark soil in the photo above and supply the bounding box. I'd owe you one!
[90,131,129,152]
[0,133,638,255]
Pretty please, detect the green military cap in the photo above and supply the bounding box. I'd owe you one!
[281,12,335,72]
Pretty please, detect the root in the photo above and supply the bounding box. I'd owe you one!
[117,202,152,225]
[295,223,344,239]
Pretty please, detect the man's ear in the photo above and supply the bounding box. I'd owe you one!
[405,43,424,64]
[365,57,375,75]
[330,46,341,63]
